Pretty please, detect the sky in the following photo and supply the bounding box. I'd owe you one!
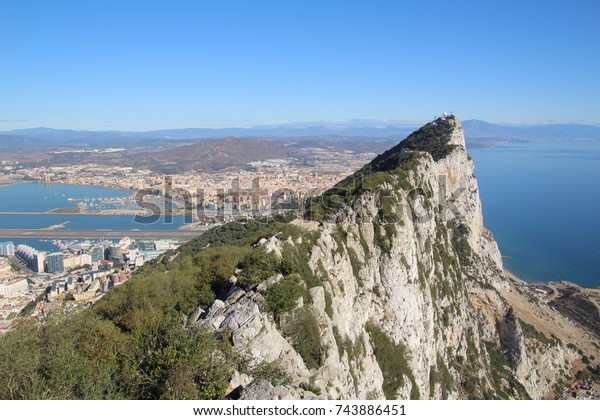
[1,0,599,131]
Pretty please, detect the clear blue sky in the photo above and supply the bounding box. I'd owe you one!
[1,0,598,130]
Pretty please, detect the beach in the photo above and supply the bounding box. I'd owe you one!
[0,176,16,187]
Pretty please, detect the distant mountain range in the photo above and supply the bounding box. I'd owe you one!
[462,120,600,139]
[1,120,600,149]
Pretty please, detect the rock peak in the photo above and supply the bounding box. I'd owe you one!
[359,115,465,176]
[443,116,465,147]
[396,114,464,159]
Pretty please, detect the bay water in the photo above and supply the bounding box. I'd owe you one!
[469,139,600,288]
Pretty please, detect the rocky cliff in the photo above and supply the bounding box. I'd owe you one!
[197,116,579,399]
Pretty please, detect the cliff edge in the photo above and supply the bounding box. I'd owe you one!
[198,116,582,399]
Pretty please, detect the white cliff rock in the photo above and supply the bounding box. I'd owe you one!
[199,116,575,399]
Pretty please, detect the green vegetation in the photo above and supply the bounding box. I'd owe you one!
[0,313,233,399]
[373,222,392,254]
[304,118,458,223]
[180,213,304,254]
[358,229,370,257]
[347,247,363,284]
[578,365,600,382]
[417,260,427,290]
[280,233,322,292]
[331,227,346,252]
[457,327,531,400]
[332,328,367,395]
[449,222,472,267]
[337,331,366,363]
[519,319,560,347]
[299,382,321,395]
[365,322,418,399]
[283,308,324,370]
[429,368,437,398]
[264,277,304,325]
[398,116,458,161]
[332,326,345,359]
[324,289,334,318]
[484,341,531,400]
[0,216,322,399]
[461,328,485,399]
[429,354,453,398]
[249,362,290,387]
[238,250,281,288]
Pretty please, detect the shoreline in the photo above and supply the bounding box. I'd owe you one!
[503,268,530,285]
[29,180,135,194]
[504,268,600,291]
[0,178,17,187]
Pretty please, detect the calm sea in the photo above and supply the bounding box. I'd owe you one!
[0,183,189,252]
[0,182,131,212]
[469,139,600,288]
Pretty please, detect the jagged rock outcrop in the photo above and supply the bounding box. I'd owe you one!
[198,116,575,399]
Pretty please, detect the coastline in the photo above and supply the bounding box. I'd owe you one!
[0,178,17,187]
[30,180,135,194]
[504,268,530,285]
[505,267,600,292]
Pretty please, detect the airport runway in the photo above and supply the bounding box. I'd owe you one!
[0,229,208,239]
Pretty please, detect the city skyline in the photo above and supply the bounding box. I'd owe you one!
[1,0,599,131]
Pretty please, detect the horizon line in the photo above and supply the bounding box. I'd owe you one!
[2,118,600,133]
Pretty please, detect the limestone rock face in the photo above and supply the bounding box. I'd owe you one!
[199,116,574,399]
[200,288,312,384]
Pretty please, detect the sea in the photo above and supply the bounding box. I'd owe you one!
[0,182,189,252]
[469,139,600,289]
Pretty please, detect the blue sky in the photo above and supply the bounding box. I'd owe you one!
[1,0,598,130]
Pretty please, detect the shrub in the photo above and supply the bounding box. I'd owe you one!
[284,308,324,369]
[324,289,334,319]
[264,277,304,325]
[249,362,290,386]
[365,322,417,399]
[238,250,281,288]
[519,320,560,347]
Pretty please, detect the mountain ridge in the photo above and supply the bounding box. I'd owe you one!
[2,119,600,146]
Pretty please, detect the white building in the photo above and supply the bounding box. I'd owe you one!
[80,254,92,267]
[15,245,46,273]
[134,255,145,267]
[0,278,28,297]
[0,242,14,256]
[154,240,171,251]
[63,254,82,271]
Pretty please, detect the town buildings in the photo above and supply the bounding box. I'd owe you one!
[0,241,14,256]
